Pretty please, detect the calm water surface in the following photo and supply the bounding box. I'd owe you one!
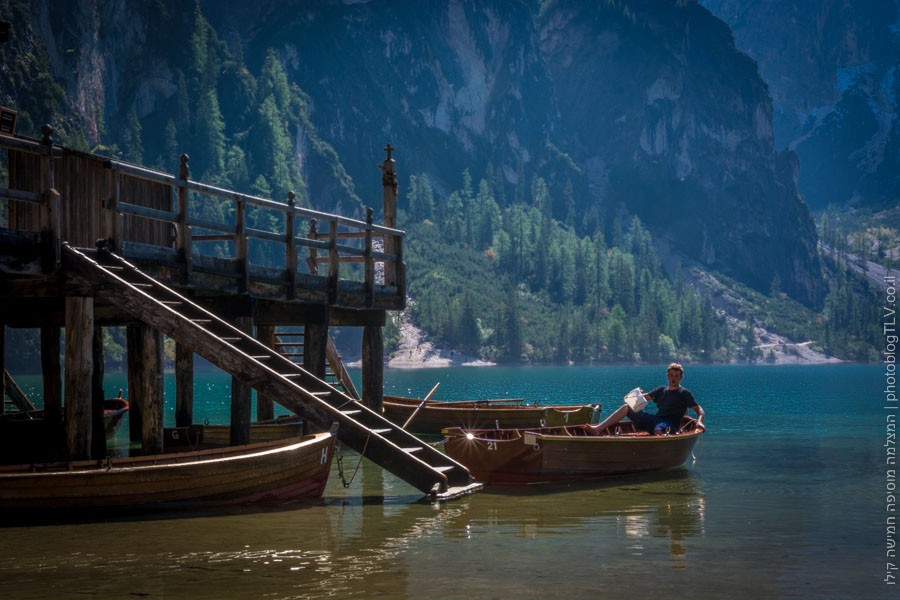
[0,364,891,599]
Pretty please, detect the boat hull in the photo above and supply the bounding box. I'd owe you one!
[0,430,337,512]
[165,416,307,450]
[442,421,702,485]
[383,395,600,435]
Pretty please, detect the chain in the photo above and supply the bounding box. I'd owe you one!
[336,432,371,488]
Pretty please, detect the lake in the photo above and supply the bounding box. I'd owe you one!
[0,363,892,599]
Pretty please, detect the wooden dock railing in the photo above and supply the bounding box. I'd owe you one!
[0,128,405,310]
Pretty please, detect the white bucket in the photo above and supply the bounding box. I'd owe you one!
[624,388,648,412]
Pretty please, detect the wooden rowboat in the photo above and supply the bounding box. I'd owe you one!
[101,395,129,436]
[382,395,600,435]
[441,419,703,485]
[0,396,130,437]
[165,415,307,450]
[0,426,337,513]
[0,396,131,465]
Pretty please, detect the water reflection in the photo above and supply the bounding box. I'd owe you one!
[438,469,705,569]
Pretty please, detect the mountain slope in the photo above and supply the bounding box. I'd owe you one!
[5,0,825,306]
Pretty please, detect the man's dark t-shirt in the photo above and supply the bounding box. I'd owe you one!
[647,386,697,422]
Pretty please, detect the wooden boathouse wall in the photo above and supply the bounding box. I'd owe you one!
[0,126,404,460]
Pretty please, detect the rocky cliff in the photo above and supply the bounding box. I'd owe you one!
[539,0,822,305]
[4,0,826,306]
[702,0,900,210]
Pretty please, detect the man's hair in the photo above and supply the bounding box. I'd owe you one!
[667,362,684,374]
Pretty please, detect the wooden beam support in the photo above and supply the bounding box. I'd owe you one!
[175,341,193,428]
[64,296,93,460]
[230,316,253,445]
[40,325,62,459]
[139,324,164,454]
[91,326,107,459]
[255,324,275,421]
[126,324,144,443]
[303,309,328,381]
[361,324,384,413]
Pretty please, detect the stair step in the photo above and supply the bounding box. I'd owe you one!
[434,465,455,473]
[341,409,361,416]
[402,446,423,453]
[372,428,392,434]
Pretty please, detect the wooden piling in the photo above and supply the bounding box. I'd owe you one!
[256,324,275,420]
[40,326,62,458]
[138,325,164,454]
[175,341,193,428]
[362,324,384,412]
[303,308,328,380]
[126,324,144,443]
[91,326,106,459]
[64,296,93,460]
[230,316,253,445]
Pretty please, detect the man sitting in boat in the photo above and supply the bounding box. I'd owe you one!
[595,363,705,435]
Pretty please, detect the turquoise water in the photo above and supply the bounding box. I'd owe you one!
[0,364,892,599]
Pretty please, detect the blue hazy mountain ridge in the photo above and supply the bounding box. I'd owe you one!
[701,0,900,211]
[13,0,865,308]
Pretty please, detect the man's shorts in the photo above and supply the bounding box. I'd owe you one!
[626,409,677,435]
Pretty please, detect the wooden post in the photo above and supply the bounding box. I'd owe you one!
[327,220,339,304]
[235,198,248,294]
[64,297,93,461]
[256,324,275,420]
[303,308,328,380]
[285,191,297,298]
[381,143,398,287]
[91,326,107,459]
[230,316,253,445]
[306,218,318,275]
[364,208,375,307]
[41,325,62,458]
[176,154,192,284]
[106,164,122,251]
[362,324,384,413]
[39,125,60,273]
[175,342,194,428]
[126,324,144,443]
[139,325,164,455]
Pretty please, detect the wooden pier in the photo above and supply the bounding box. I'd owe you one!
[0,127,479,500]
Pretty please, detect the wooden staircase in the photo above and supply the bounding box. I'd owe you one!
[61,244,481,501]
[273,330,361,400]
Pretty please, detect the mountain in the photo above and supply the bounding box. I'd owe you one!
[3,0,825,307]
[202,0,825,306]
[701,0,900,210]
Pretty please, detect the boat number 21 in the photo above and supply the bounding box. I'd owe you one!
[485,441,498,451]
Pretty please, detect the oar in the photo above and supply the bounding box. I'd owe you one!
[401,382,441,430]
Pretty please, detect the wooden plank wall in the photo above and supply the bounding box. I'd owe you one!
[7,150,41,232]
[7,149,172,248]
